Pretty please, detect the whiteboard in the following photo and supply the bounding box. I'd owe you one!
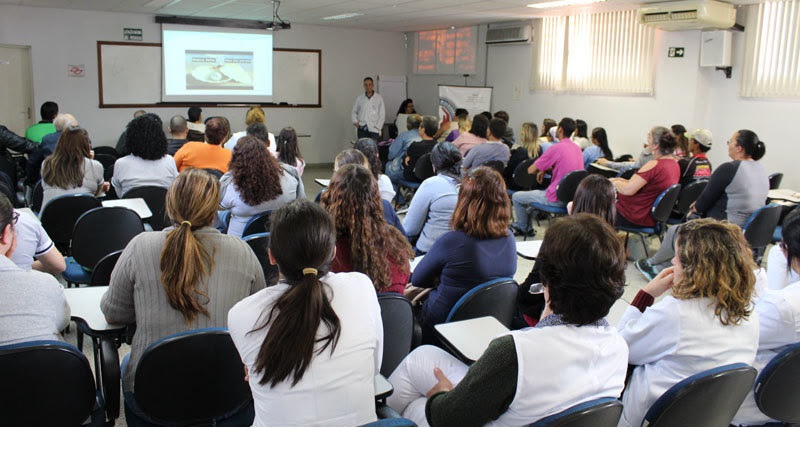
[98,42,321,107]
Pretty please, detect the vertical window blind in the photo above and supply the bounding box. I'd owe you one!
[741,0,799,99]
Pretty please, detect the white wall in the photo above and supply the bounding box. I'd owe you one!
[0,5,406,164]
[422,27,800,189]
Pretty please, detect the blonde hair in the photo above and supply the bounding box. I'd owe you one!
[520,122,540,159]
[245,106,266,126]
[160,169,220,324]
[457,114,471,133]
[672,218,757,325]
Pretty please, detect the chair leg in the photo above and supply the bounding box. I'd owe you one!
[77,329,84,352]
[640,235,649,258]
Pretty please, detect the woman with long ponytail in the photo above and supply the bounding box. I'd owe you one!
[228,199,383,426]
[102,169,265,426]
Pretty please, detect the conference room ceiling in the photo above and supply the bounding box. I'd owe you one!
[3,0,754,32]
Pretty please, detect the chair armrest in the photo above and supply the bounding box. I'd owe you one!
[99,336,121,424]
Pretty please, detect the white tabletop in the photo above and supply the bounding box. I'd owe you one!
[64,286,125,333]
[767,189,800,203]
[374,374,393,399]
[16,207,40,224]
[516,240,543,260]
[409,255,425,273]
[101,198,153,219]
[589,162,618,174]
[434,316,510,363]
[315,178,330,187]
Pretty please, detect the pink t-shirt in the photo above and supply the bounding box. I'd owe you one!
[535,138,584,202]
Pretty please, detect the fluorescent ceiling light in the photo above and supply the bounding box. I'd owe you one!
[322,13,364,20]
[527,0,606,9]
[144,0,181,9]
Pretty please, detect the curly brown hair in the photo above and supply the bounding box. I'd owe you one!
[230,136,283,206]
[320,164,413,291]
[451,166,511,239]
[673,218,757,325]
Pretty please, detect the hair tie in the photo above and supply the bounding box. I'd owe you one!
[302,267,318,276]
[181,220,192,228]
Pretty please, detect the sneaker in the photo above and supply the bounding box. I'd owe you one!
[511,225,536,238]
[635,259,656,281]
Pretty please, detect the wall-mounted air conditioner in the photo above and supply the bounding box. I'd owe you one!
[638,0,736,31]
[485,22,533,44]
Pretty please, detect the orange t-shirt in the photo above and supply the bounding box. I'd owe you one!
[173,142,231,173]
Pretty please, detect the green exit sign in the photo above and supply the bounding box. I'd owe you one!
[668,47,685,58]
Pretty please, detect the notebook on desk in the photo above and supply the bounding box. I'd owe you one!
[434,316,510,363]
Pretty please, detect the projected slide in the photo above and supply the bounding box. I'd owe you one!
[186,50,254,90]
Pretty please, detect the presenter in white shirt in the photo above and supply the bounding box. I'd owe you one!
[352,77,385,142]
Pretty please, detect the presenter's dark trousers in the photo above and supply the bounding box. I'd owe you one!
[357,126,380,142]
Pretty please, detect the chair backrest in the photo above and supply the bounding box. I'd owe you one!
[0,340,97,426]
[242,232,279,286]
[674,179,708,217]
[90,249,123,286]
[40,194,103,250]
[512,158,538,189]
[92,153,117,182]
[651,184,682,229]
[92,146,120,158]
[620,168,637,180]
[377,293,414,377]
[31,179,43,213]
[241,211,272,238]
[123,185,168,231]
[71,206,144,269]
[754,342,800,424]
[530,397,623,427]
[134,328,253,426]
[413,153,435,181]
[445,277,518,327]
[202,168,224,179]
[768,172,783,190]
[743,204,783,262]
[642,363,757,427]
[555,170,589,204]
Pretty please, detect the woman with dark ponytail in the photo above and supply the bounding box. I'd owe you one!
[102,169,265,425]
[228,199,383,426]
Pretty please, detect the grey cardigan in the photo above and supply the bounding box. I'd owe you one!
[100,226,266,392]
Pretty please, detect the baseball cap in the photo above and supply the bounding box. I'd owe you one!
[685,129,713,147]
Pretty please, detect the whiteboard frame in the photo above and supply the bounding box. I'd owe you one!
[97,41,321,108]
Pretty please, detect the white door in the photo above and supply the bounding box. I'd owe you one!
[0,45,33,136]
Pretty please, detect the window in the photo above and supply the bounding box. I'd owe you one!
[531,9,655,94]
[741,0,799,99]
[414,26,478,74]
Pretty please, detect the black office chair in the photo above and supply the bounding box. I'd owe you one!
[668,179,708,224]
[743,203,783,264]
[620,168,637,180]
[618,184,682,259]
[240,211,273,238]
[202,168,224,179]
[0,340,113,426]
[128,328,254,426]
[445,277,519,327]
[40,193,103,255]
[62,207,144,286]
[753,342,799,425]
[768,172,783,190]
[528,169,589,226]
[530,397,623,427]
[641,363,757,427]
[93,153,117,183]
[511,158,538,191]
[31,179,43,213]
[242,232,279,286]
[92,146,120,158]
[123,185,168,231]
[377,293,414,377]
[89,249,123,287]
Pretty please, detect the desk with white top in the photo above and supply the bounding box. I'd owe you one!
[516,240,543,260]
[102,198,152,219]
[434,316,510,364]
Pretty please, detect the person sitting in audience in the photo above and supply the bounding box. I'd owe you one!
[225,106,276,154]
[111,113,178,198]
[114,109,145,156]
[766,210,800,290]
[410,166,516,344]
[186,106,205,142]
[444,108,469,142]
[510,118,584,237]
[387,114,422,181]
[400,115,439,184]
[636,129,767,279]
[403,142,461,255]
[40,113,78,156]
[732,209,799,425]
[166,115,189,156]
[101,169,265,426]
[0,196,70,346]
[538,118,556,144]
[40,126,108,211]
[671,124,689,159]
[173,117,231,175]
[275,127,305,177]
[453,114,488,157]
[219,136,304,238]
[354,137,394,202]
[462,117,511,171]
[514,175,617,327]
[618,218,759,426]
[2,123,42,194]
[388,214,628,426]
[228,199,382,426]
[25,101,58,143]
[538,125,558,155]
[582,127,613,169]
[493,110,515,147]
[677,128,713,186]
[571,119,591,150]
[612,126,679,229]
[5,196,65,274]
[503,122,540,192]
[321,164,412,294]
[394,98,417,136]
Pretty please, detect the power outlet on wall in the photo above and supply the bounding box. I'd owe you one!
[512,82,522,100]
